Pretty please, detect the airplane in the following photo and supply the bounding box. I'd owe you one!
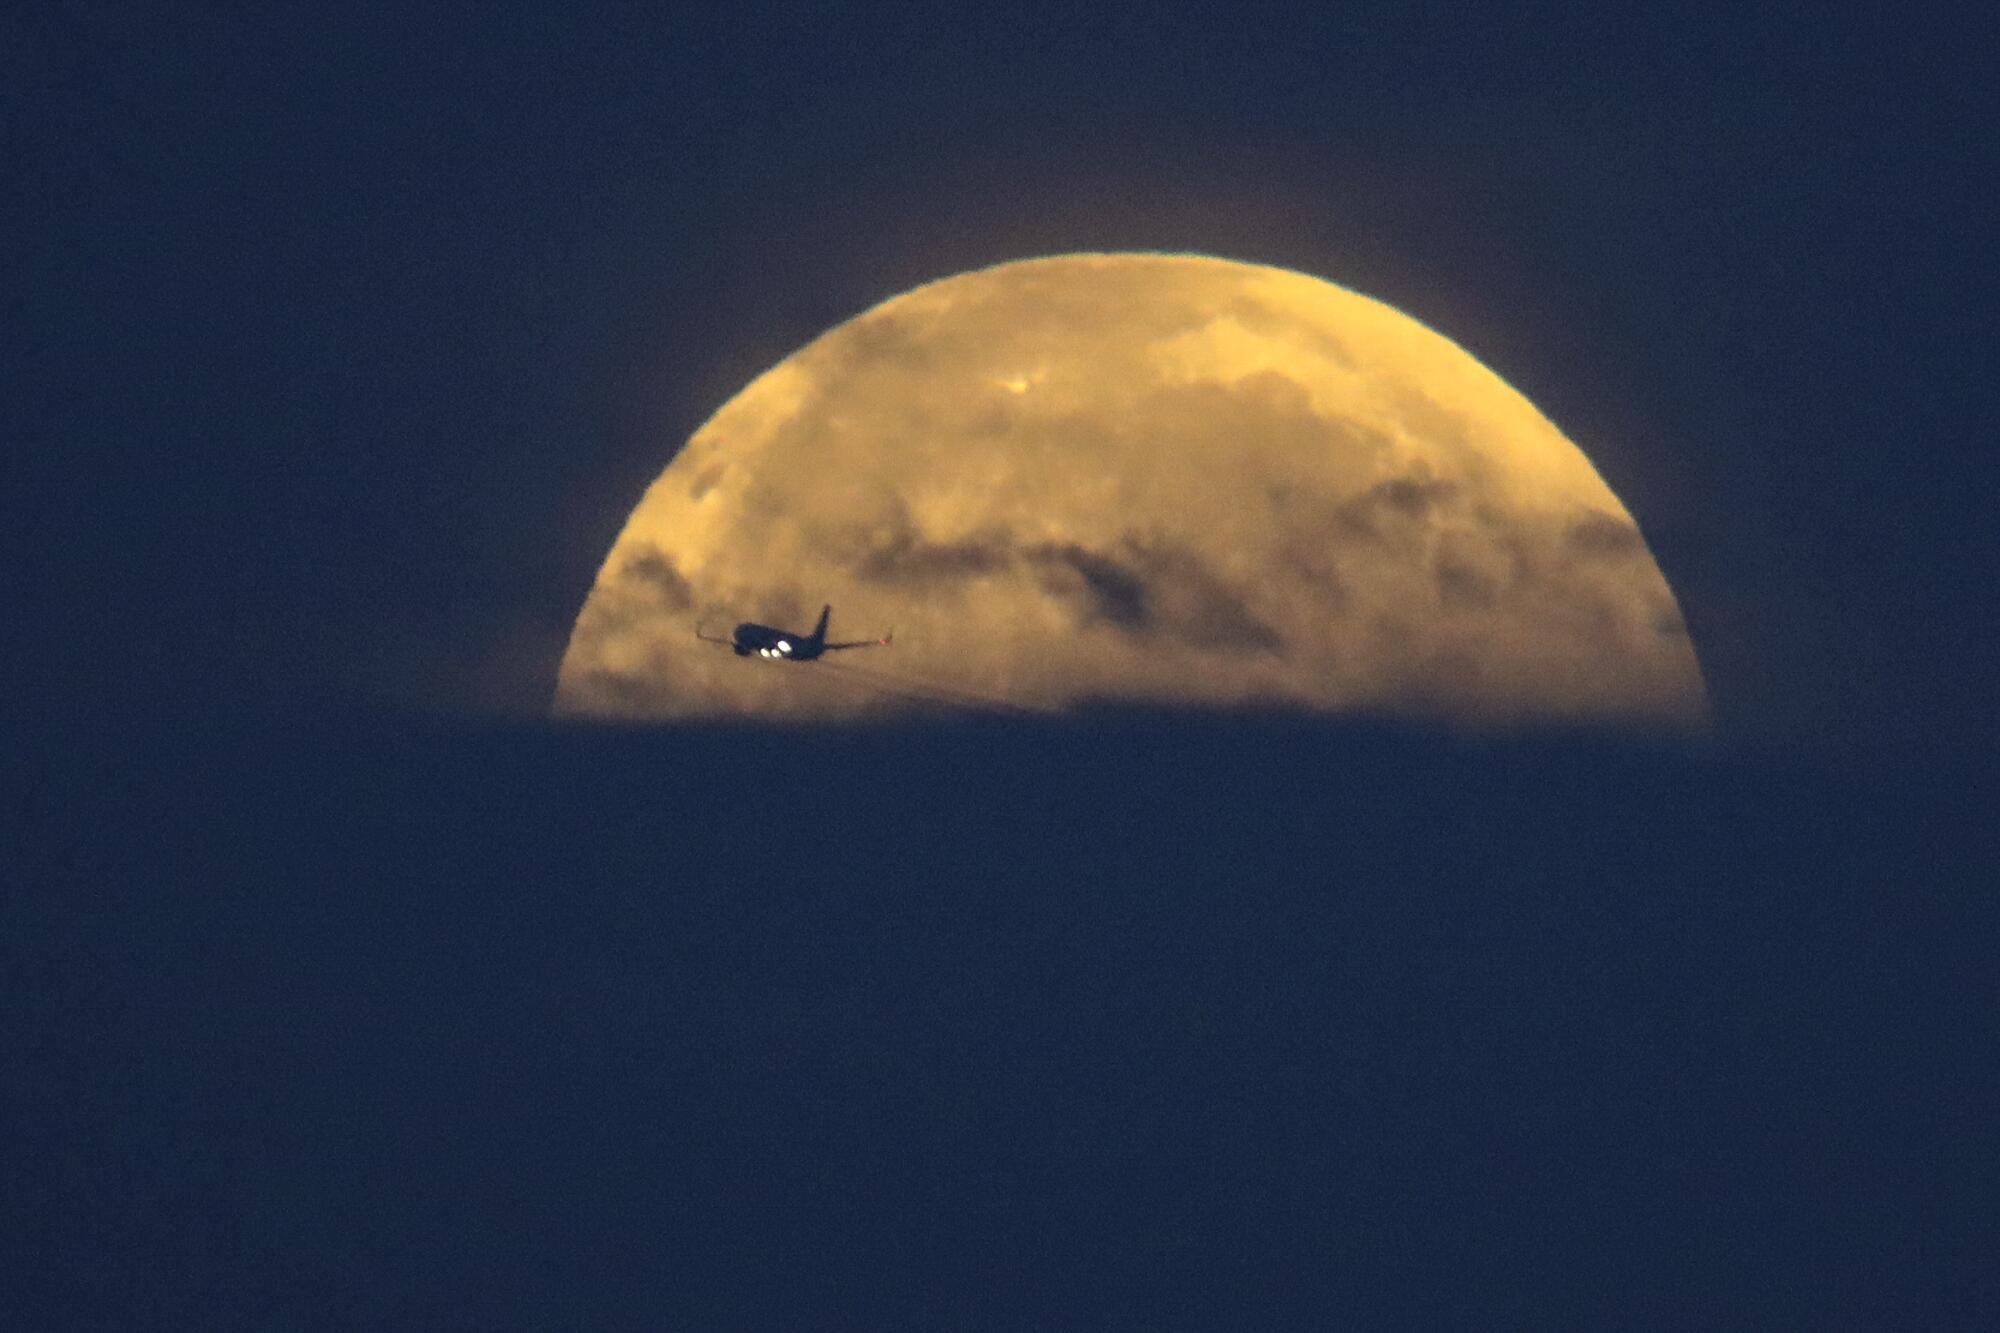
[695,605,892,661]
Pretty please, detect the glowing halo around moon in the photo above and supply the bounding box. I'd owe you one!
[555,253,1708,730]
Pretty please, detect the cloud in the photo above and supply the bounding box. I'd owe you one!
[1224,295,1355,369]
[558,547,699,674]
[1651,600,1690,640]
[559,666,669,716]
[1026,542,1151,629]
[1327,471,1466,545]
[1026,537,1284,653]
[1434,556,1499,609]
[1565,512,1644,559]
[617,545,695,611]
[1277,540,1351,609]
[837,506,1283,653]
[1118,539,1286,652]
[827,311,943,375]
[687,464,726,502]
[1372,475,1460,520]
[854,522,1013,586]
[1386,383,1481,467]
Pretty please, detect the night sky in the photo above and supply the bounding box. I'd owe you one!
[12,5,1995,1326]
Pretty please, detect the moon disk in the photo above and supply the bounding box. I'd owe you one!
[556,254,1707,729]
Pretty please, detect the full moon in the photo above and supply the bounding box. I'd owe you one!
[556,253,1707,729]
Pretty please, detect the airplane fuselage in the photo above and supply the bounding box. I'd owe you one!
[730,622,825,660]
[698,604,888,660]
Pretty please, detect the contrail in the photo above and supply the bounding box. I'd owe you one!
[812,658,1050,718]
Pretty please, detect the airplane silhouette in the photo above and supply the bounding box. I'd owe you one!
[696,605,892,660]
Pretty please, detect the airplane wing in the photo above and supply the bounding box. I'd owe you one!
[694,622,734,647]
[823,630,893,652]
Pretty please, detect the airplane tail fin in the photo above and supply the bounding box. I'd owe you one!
[812,605,831,644]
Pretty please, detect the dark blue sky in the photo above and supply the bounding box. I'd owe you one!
[12,3,1992,749]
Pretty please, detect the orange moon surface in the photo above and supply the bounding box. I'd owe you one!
[555,254,1708,729]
